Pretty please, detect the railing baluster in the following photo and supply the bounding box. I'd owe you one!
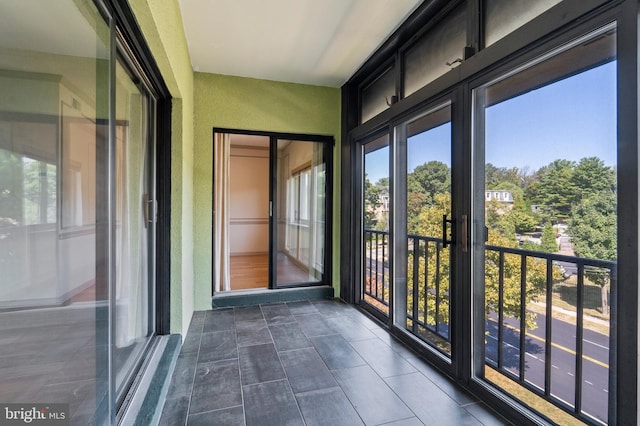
[498,251,505,370]
[374,232,379,300]
[575,263,585,414]
[367,231,372,295]
[519,254,527,382]
[424,240,429,326]
[435,242,441,334]
[412,237,419,333]
[378,234,387,302]
[545,258,553,397]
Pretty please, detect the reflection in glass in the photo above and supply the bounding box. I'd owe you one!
[114,60,155,397]
[276,140,326,286]
[484,0,562,47]
[361,66,395,123]
[0,0,110,424]
[403,4,466,97]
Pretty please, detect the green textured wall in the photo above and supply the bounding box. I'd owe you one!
[193,73,341,309]
[130,0,194,336]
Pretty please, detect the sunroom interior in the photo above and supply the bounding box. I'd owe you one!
[0,0,638,425]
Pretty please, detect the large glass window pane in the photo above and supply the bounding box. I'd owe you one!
[362,134,390,314]
[485,0,562,47]
[0,0,111,423]
[475,25,616,425]
[276,140,326,286]
[403,4,467,97]
[405,105,452,356]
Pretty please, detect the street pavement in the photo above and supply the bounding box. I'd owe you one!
[486,311,609,423]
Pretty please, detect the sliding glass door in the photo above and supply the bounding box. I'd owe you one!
[113,53,156,400]
[212,131,332,292]
[0,1,161,423]
[359,102,457,362]
[274,139,329,287]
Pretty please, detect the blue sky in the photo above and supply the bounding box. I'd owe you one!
[364,61,616,184]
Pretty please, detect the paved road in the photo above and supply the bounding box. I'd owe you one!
[486,311,609,423]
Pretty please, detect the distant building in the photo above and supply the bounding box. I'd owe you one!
[485,190,514,204]
[375,187,390,223]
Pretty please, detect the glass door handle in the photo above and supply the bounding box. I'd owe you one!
[442,214,454,248]
[143,194,155,228]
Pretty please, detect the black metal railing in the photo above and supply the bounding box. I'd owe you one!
[406,233,450,350]
[362,229,390,313]
[363,228,615,424]
[485,244,615,425]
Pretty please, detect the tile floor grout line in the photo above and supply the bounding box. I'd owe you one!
[264,300,309,425]
[230,307,248,426]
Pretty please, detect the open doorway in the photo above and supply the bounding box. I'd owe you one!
[227,134,270,290]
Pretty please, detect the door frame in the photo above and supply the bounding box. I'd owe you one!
[212,127,334,292]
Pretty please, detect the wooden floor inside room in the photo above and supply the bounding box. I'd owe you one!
[230,254,269,290]
[230,253,314,290]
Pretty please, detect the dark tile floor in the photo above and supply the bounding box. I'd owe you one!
[159,299,509,426]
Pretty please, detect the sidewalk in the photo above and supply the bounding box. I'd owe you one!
[530,300,610,336]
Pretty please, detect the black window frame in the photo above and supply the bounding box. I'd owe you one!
[211,127,334,292]
[341,0,637,424]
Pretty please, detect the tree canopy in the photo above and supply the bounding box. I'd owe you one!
[400,155,616,327]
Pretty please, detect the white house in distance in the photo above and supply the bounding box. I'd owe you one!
[485,190,514,204]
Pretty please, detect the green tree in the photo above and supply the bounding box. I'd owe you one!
[484,230,561,329]
[540,222,558,253]
[407,173,428,235]
[409,192,558,331]
[569,189,616,314]
[375,177,390,188]
[572,157,616,203]
[408,193,451,341]
[526,159,577,222]
[508,194,539,234]
[486,199,516,240]
[410,161,450,205]
[485,163,522,189]
[0,150,22,227]
[363,174,380,229]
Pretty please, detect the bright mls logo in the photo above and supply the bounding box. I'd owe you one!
[1,404,69,425]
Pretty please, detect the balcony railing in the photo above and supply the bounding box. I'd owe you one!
[363,229,390,313]
[406,233,450,352]
[485,244,615,425]
[363,228,615,425]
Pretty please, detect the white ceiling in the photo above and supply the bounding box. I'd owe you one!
[178,0,423,87]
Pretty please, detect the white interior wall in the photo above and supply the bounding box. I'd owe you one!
[229,145,269,255]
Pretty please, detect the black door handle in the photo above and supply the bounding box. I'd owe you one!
[442,214,454,248]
